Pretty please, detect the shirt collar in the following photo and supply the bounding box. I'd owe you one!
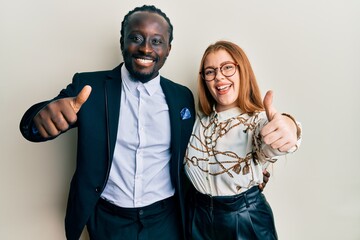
[121,64,161,96]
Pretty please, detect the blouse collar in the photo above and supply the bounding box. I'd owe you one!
[212,106,243,122]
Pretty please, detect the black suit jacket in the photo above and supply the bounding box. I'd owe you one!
[20,64,196,239]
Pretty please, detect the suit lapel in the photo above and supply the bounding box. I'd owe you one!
[161,78,182,153]
[160,78,182,187]
[104,65,122,161]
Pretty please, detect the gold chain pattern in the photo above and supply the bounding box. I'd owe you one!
[185,112,262,179]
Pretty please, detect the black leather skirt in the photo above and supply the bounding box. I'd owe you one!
[187,187,278,240]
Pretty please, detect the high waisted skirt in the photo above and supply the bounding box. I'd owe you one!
[187,186,278,240]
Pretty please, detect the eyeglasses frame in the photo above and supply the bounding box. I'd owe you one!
[200,62,239,82]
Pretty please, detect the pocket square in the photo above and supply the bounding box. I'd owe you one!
[180,107,191,120]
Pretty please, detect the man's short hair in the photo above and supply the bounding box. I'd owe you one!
[120,5,174,50]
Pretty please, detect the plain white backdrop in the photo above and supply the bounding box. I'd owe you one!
[1,0,359,239]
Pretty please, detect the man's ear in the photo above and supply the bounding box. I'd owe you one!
[166,44,172,56]
[120,38,124,51]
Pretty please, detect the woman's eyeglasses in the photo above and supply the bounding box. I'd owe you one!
[200,62,238,81]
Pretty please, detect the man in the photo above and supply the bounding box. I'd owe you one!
[20,5,299,240]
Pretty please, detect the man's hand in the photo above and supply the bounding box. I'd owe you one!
[34,85,92,138]
[260,90,298,152]
[259,169,270,191]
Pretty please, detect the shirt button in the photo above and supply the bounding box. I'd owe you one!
[95,187,101,192]
[139,210,144,215]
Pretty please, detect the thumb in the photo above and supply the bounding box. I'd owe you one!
[263,90,277,121]
[72,85,92,113]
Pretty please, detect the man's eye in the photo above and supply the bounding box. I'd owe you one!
[129,35,143,42]
[152,39,163,45]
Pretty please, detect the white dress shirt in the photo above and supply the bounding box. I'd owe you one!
[101,65,173,207]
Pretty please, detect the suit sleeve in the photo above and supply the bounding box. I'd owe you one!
[19,73,82,142]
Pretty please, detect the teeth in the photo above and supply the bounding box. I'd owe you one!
[137,58,153,63]
[217,85,230,90]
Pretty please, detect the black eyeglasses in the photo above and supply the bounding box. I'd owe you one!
[200,62,238,81]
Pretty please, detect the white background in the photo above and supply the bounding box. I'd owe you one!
[1,0,359,239]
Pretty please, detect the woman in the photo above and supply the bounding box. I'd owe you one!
[184,40,301,239]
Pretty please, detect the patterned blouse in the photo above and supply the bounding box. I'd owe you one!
[184,107,301,196]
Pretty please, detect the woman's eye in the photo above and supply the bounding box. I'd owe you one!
[205,70,215,75]
[223,65,233,70]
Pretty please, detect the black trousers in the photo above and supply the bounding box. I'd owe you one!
[188,187,278,240]
[87,197,182,240]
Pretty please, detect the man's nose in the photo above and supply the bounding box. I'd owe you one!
[139,40,152,54]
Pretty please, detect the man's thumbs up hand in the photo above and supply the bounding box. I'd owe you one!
[72,85,92,113]
[34,85,92,138]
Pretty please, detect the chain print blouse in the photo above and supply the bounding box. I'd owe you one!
[184,107,300,196]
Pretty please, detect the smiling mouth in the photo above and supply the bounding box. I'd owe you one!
[137,58,154,63]
[134,57,155,67]
[216,84,232,91]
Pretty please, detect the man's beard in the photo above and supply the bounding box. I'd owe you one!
[122,53,159,83]
[129,69,155,83]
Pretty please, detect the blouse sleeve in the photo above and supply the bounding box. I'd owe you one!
[252,111,302,164]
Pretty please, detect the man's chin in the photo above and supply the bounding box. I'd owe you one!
[124,61,157,83]
[132,71,155,83]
